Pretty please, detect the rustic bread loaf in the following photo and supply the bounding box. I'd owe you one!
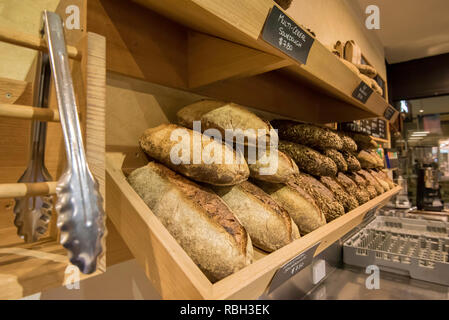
[342,151,362,172]
[320,176,359,212]
[336,172,370,204]
[247,150,299,183]
[294,173,345,222]
[176,100,275,147]
[367,150,384,168]
[346,132,378,150]
[279,141,337,176]
[369,170,390,191]
[375,170,395,189]
[355,64,377,78]
[213,181,299,252]
[271,120,343,150]
[337,133,358,153]
[128,162,253,282]
[255,180,326,235]
[323,149,348,172]
[357,150,378,169]
[347,172,377,199]
[358,169,384,195]
[140,124,249,186]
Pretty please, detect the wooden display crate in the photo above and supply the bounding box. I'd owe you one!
[0,26,106,299]
[106,147,401,299]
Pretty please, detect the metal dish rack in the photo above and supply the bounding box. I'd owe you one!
[343,215,449,286]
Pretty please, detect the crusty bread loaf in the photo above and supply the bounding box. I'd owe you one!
[366,150,384,168]
[357,150,378,169]
[294,173,345,222]
[254,180,326,235]
[336,172,370,204]
[355,64,377,78]
[369,170,390,191]
[359,169,384,195]
[323,149,348,172]
[375,170,395,189]
[247,150,299,183]
[140,124,249,186]
[271,120,343,150]
[342,151,361,172]
[346,132,378,150]
[347,172,377,199]
[337,133,358,153]
[213,181,299,252]
[176,100,276,147]
[320,176,359,212]
[128,162,253,282]
[279,141,337,176]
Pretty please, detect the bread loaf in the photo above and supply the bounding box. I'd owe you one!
[346,132,378,150]
[336,172,370,204]
[213,181,299,252]
[369,170,390,191]
[342,151,362,172]
[271,120,343,150]
[320,176,359,212]
[128,162,253,282]
[247,150,299,183]
[357,150,378,169]
[140,124,249,186]
[359,169,384,195]
[367,150,384,168]
[355,64,377,78]
[375,170,395,189]
[323,149,348,172]
[255,180,326,235]
[176,100,275,147]
[294,173,345,222]
[279,141,337,176]
[338,133,358,153]
[347,172,377,199]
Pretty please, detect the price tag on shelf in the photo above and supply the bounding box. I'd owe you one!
[352,81,373,103]
[261,5,315,65]
[267,242,321,294]
[384,106,396,120]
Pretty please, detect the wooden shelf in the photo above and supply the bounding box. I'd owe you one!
[106,147,402,300]
[88,0,399,124]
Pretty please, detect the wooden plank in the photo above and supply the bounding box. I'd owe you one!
[188,31,292,88]
[0,77,30,104]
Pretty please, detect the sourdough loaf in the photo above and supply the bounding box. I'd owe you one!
[323,149,348,172]
[279,141,337,176]
[128,162,253,282]
[247,150,299,183]
[255,180,326,235]
[320,176,359,212]
[139,124,249,186]
[294,173,345,222]
[357,150,378,169]
[347,172,377,199]
[213,181,300,252]
[359,169,384,195]
[271,120,343,150]
[336,172,370,204]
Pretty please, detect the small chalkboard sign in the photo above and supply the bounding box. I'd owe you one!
[352,81,373,103]
[267,242,320,294]
[262,6,315,65]
[384,106,396,120]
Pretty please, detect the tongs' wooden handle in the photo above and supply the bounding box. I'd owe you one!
[43,11,105,274]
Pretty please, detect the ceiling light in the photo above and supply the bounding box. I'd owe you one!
[419,109,424,113]
[411,133,428,137]
[411,131,429,135]
[409,137,424,140]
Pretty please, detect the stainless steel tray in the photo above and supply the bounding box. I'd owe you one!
[343,216,449,286]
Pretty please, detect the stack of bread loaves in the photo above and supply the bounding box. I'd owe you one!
[126,99,394,282]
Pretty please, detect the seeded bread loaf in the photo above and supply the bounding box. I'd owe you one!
[369,170,390,191]
[294,173,345,222]
[176,100,276,147]
[346,132,378,150]
[342,151,362,172]
[347,172,377,199]
[323,149,348,172]
[213,181,299,252]
[374,170,395,189]
[140,124,249,186]
[320,176,359,212]
[247,150,299,183]
[337,133,358,153]
[128,162,253,282]
[336,172,370,204]
[255,180,326,235]
[279,141,337,176]
[271,120,343,150]
[357,150,378,169]
[358,169,384,195]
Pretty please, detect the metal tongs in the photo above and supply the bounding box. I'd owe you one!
[13,52,53,242]
[43,11,105,274]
